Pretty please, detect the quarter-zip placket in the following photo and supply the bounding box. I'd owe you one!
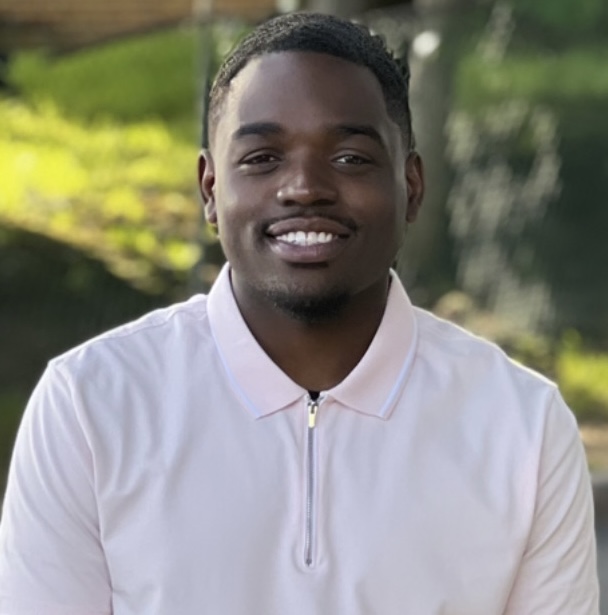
[304,395,319,567]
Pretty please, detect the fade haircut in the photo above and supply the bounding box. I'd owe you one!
[207,12,414,149]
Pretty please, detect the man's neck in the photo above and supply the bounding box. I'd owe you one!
[230,274,391,392]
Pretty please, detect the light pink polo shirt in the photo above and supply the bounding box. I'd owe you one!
[0,266,598,614]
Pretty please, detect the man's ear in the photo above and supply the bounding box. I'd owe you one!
[405,151,424,223]
[198,149,217,226]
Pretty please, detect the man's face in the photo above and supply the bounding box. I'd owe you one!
[200,51,423,320]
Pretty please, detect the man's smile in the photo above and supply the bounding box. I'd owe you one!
[264,215,355,238]
[264,215,355,264]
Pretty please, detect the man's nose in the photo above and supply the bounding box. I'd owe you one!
[276,157,338,206]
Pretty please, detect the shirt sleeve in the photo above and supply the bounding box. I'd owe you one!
[504,390,599,614]
[0,363,112,615]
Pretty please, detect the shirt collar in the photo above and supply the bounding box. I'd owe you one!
[207,264,418,420]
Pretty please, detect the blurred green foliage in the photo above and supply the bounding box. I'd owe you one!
[557,333,608,423]
[8,27,199,136]
[0,26,216,295]
[445,0,608,343]
[510,0,606,35]
[0,98,201,294]
[457,47,608,109]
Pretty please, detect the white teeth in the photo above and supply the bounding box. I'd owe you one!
[276,231,336,246]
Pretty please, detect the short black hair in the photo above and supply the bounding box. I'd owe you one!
[207,12,414,148]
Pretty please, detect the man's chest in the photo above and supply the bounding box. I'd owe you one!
[93,399,530,615]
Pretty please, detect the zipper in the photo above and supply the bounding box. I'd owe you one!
[304,396,319,567]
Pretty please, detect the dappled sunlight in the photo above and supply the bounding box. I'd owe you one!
[0,98,201,293]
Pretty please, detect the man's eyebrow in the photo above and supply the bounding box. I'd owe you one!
[232,122,283,140]
[331,124,384,146]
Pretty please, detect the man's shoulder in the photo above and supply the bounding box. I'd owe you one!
[409,308,575,445]
[412,306,556,395]
[51,293,212,373]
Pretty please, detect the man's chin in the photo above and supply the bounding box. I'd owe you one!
[265,288,349,325]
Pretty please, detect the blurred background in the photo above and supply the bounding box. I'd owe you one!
[1,0,607,595]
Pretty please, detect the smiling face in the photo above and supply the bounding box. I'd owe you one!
[199,51,423,323]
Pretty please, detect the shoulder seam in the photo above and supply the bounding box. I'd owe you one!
[51,296,209,366]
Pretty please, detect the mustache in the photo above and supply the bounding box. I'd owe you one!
[261,212,358,234]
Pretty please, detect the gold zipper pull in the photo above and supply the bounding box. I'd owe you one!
[308,400,318,429]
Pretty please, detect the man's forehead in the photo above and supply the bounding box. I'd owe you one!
[217,51,393,137]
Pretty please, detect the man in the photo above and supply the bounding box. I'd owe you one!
[0,12,599,614]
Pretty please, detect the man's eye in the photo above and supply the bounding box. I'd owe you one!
[241,153,278,165]
[334,154,370,165]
